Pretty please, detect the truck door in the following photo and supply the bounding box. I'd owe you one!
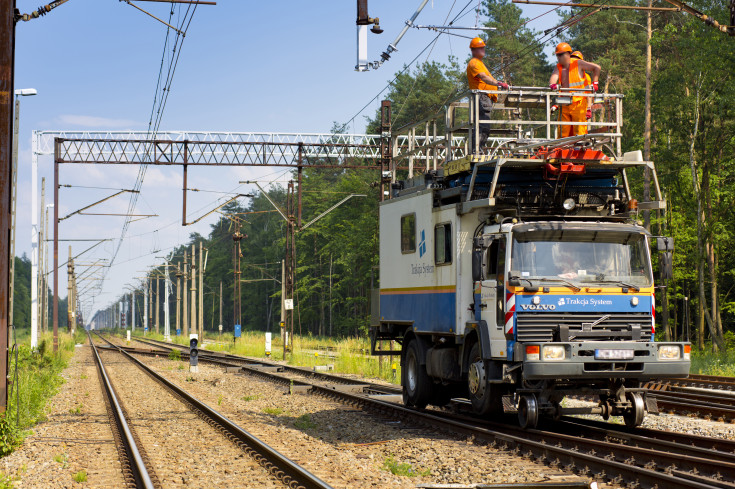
[480,237,508,359]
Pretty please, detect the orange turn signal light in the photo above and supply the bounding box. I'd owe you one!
[684,345,691,354]
[526,345,540,355]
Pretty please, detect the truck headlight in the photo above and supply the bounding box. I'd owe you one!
[658,345,681,360]
[542,345,565,361]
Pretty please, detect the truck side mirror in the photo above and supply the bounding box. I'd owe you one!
[660,251,673,281]
[472,250,485,282]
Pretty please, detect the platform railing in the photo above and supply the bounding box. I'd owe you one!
[392,87,625,177]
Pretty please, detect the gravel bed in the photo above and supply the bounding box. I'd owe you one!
[131,353,601,488]
[98,349,282,489]
[0,344,126,488]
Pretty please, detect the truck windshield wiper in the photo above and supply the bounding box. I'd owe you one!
[592,279,640,292]
[535,277,581,292]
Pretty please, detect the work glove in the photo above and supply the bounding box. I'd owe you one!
[592,81,599,92]
[550,104,559,113]
[549,83,559,90]
[586,109,592,120]
[497,81,509,89]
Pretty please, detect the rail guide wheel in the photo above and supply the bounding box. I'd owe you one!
[518,394,539,429]
[623,392,645,427]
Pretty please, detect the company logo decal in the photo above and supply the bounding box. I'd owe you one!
[520,304,556,310]
[418,230,426,257]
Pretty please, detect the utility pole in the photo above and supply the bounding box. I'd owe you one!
[164,261,170,341]
[190,244,197,338]
[38,178,45,334]
[281,258,286,358]
[233,232,243,329]
[143,279,149,332]
[218,281,223,335]
[67,246,73,333]
[183,252,189,336]
[198,242,204,340]
[176,263,181,335]
[131,289,135,331]
[155,276,160,334]
[148,276,152,333]
[1,0,16,409]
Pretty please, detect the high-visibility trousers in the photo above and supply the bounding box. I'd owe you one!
[560,100,587,138]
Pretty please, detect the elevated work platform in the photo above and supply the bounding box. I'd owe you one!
[387,88,662,220]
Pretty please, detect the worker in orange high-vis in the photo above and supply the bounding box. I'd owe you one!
[467,36,509,148]
[571,51,593,122]
[549,43,601,138]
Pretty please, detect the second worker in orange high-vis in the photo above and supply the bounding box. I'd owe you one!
[571,51,593,122]
[467,36,509,148]
[549,42,601,138]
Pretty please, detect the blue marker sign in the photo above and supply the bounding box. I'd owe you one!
[234,324,241,338]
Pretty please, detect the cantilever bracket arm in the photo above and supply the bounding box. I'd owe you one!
[184,194,250,226]
[244,182,289,223]
[59,190,137,222]
[301,194,367,231]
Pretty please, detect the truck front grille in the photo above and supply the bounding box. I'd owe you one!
[516,312,653,342]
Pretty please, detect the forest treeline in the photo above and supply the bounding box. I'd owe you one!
[20,0,733,349]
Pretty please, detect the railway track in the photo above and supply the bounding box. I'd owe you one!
[112,333,735,489]
[90,332,158,489]
[133,335,735,424]
[91,333,334,489]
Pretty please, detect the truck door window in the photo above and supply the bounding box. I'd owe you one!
[434,223,452,264]
[401,214,416,253]
[487,237,505,281]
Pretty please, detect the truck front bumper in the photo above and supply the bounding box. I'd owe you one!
[521,341,690,380]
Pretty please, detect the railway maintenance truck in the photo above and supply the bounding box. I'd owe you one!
[370,87,690,428]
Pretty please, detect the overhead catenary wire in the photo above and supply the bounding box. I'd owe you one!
[95,2,199,307]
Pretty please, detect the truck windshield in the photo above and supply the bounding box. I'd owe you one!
[510,229,653,287]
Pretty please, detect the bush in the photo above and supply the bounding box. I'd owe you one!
[0,416,19,457]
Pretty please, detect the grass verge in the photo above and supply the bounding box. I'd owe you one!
[2,329,86,457]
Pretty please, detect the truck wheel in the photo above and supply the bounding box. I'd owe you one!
[402,339,431,408]
[467,343,504,416]
[623,392,645,427]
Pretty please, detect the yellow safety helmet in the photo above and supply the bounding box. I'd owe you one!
[470,37,486,49]
[571,51,584,60]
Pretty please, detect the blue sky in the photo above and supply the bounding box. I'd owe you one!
[14,0,560,322]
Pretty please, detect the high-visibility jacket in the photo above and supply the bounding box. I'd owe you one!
[557,59,586,104]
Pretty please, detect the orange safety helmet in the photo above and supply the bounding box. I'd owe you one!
[571,50,584,60]
[555,42,573,54]
[470,37,486,49]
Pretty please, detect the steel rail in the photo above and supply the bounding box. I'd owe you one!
[93,333,334,489]
[110,334,734,489]
[131,336,400,394]
[88,333,156,489]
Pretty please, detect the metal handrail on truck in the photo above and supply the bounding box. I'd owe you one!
[391,87,625,179]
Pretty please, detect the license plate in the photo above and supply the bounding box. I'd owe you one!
[595,349,634,360]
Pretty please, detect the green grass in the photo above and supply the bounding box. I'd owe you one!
[293,414,317,430]
[262,407,284,415]
[0,472,16,489]
[133,330,402,384]
[3,331,83,454]
[72,471,87,483]
[167,349,181,361]
[690,348,735,376]
[241,395,259,402]
[381,456,430,477]
[68,404,82,415]
[53,453,68,469]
